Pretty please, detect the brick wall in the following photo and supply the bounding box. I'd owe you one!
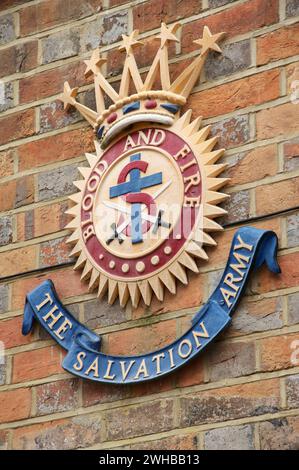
[0,0,299,450]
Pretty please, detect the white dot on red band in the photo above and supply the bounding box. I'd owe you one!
[151,255,160,265]
[164,246,172,255]
[109,261,115,269]
[122,263,129,273]
[136,261,145,273]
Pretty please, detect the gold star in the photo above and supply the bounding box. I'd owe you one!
[157,22,180,48]
[119,30,143,54]
[84,49,106,78]
[60,82,78,110]
[194,26,225,55]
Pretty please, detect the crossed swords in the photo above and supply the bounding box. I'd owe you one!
[105,180,172,245]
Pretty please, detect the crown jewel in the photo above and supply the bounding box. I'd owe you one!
[60,24,225,148]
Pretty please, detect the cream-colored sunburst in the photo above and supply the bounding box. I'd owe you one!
[65,110,229,308]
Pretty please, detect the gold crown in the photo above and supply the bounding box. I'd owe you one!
[60,24,225,148]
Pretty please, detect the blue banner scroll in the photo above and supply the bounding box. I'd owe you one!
[22,227,280,384]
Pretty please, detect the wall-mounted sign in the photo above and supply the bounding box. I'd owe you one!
[22,24,281,384]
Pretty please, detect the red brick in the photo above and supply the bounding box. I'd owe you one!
[109,0,129,5]
[0,388,31,423]
[11,266,89,311]
[133,0,202,33]
[127,434,198,450]
[286,374,299,408]
[256,102,299,140]
[83,372,174,407]
[13,345,64,383]
[20,0,100,36]
[0,245,37,278]
[0,150,14,179]
[0,179,16,212]
[0,0,32,11]
[16,201,69,242]
[0,430,9,450]
[11,276,46,311]
[109,0,129,6]
[35,379,80,416]
[221,189,251,224]
[0,175,34,212]
[189,69,280,119]
[259,416,299,450]
[205,340,256,381]
[0,316,33,349]
[226,144,278,187]
[82,297,127,330]
[182,0,279,53]
[257,23,299,65]
[107,319,177,355]
[19,61,90,105]
[254,251,299,294]
[12,415,102,450]
[284,140,299,161]
[283,138,299,171]
[229,296,283,337]
[260,333,299,372]
[175,356,205,388]
[203,423,254,450]
[286,61,299,92]
[106,399,174,440]
[255,176,299,216]
[131,374,174,399]
[39,99,81,133]
[0,109,35,146]
[12,415,102,449]
[211,114,250,150]
[0,284,11,315]
[180,379,280,427]
[83,381,131,407]
[39,237,70,268]
[102,47,122,78]
[17,127,94,171]
[0,41,38,79]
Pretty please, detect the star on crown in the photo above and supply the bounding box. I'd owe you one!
[194,25,225,54]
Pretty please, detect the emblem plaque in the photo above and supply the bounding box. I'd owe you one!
[22,24,281,384]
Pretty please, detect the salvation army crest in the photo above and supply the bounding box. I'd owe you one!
[60,24,229,308]
[22,24,281,384]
